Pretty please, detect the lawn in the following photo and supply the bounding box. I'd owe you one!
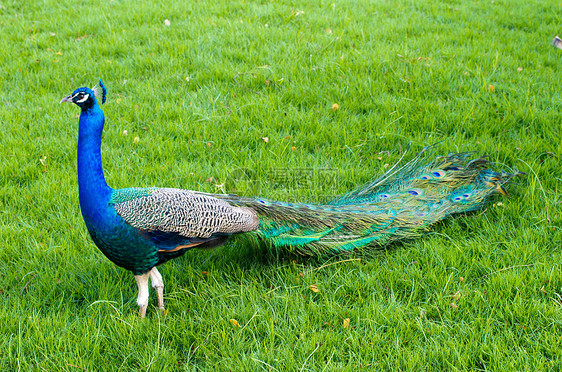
[1,0,561,370]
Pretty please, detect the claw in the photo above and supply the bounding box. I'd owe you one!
[139,304,147,319]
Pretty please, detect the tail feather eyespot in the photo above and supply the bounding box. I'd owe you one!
[452,192,473,202]
[407,188,423,196]
[431,170,446,178]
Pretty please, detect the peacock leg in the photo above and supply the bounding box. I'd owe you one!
[134,272,150,318]
[149,267,166,311]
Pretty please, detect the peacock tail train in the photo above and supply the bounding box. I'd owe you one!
[214,150,516,256]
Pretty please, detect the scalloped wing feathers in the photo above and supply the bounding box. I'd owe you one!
[111,188,260,239]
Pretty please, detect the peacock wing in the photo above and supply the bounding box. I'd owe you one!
[109,188,259,250]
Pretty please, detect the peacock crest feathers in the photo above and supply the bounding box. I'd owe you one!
[92,79,107,104]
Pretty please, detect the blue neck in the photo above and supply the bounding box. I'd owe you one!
[77,104,112,224]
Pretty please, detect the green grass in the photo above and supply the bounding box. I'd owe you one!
[1,0,561,370]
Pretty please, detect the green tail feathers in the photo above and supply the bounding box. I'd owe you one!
[216,151,518,256]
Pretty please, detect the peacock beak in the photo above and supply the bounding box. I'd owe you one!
[60,95,74,104]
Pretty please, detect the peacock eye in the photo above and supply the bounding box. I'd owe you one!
[74,92,89,103]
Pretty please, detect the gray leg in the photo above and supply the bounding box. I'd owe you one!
[134,272,150,318]
[149,267,166,312]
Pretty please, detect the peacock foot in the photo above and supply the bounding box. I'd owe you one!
[134,267,166,318]
[149,267,166,313]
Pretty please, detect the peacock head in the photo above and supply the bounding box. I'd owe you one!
[60,79,107,110]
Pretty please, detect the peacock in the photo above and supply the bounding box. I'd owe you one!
[61,80,516,318]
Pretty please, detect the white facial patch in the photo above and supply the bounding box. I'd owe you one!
[75,93,89,103]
